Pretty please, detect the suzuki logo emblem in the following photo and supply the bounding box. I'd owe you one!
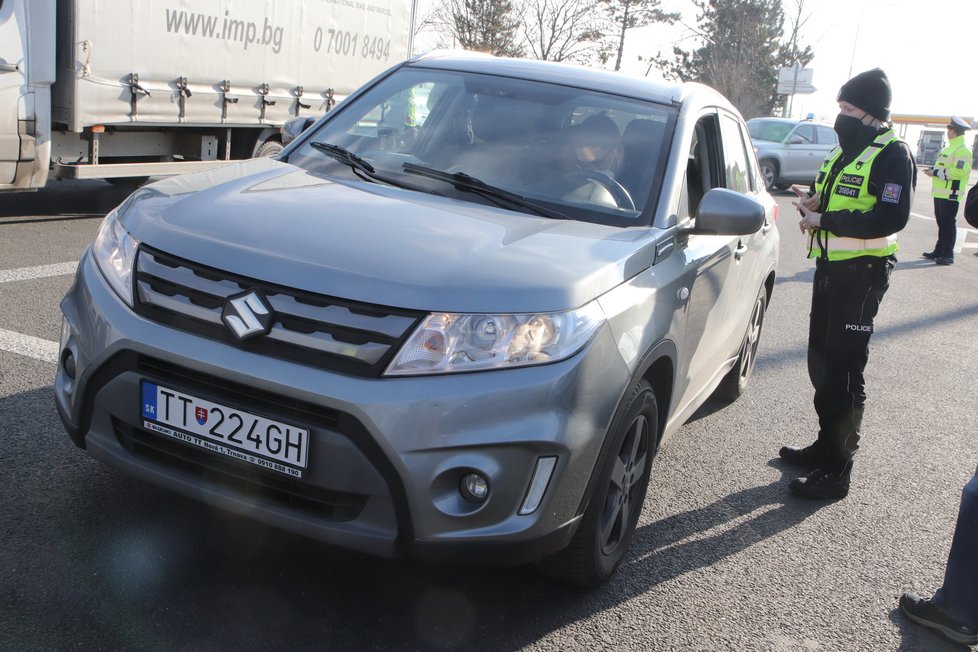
[221,290,273,341]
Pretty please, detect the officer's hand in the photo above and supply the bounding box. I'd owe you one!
[793,201,822,233]
[790,184,819,211]
[923,167,933,177]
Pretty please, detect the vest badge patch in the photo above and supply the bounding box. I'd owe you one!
[881,183,902,204]
[835,185,860,198]
[839,173,864,186]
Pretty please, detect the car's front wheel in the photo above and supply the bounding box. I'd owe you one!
[758,159,779,191]
[538,380,658,587]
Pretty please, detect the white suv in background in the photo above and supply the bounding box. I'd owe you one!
[748,117,838,190]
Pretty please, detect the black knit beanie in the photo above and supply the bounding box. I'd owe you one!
[837,68,891,121]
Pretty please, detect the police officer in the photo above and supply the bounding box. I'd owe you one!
[923,116,973,265]
[782,68,916,500]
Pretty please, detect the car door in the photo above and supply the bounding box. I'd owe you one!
[782,123,819,179]
[719,111,774,325]
[673,111,746,412]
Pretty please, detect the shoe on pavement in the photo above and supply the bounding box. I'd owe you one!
[900,592,978,645]
[789,466,850,499]
[935,257,954,265]
[778,443,831,469]
[922,251,938,259]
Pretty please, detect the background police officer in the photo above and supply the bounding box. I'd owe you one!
[782,68,916,500]
[923,116,973,265]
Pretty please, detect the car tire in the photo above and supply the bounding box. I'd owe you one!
[714,285,767,402]
[538,380,658,587]
[758,160,779,191]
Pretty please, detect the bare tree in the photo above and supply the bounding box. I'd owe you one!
[521,0,606,63]
[657,0,814,118]
[600,0,678,71]
[435,0,524,57]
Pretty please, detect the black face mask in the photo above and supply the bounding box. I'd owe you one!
[835,114,877,151]
[834,113,865,149]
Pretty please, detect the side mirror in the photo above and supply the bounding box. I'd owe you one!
[787,135,805,145]
[687,188,765,235]
[281,115,316,146]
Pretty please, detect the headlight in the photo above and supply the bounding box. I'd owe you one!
[385,302,605,375]
[92,206,140,307]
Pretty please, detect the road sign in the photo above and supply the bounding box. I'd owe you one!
[777,81,816,95]
[777,64,816,95]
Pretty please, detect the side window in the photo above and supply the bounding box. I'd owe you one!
[719,114,751,194]
[816,126,838,145]
[793,124,816,144]
[683,113,722,218]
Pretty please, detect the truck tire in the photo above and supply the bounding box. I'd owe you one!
[538,380,658,587]
[254,139,284,159]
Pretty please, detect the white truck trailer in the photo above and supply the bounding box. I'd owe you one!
[0,0,414,191]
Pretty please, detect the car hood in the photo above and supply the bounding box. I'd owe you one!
[119,159,657,313]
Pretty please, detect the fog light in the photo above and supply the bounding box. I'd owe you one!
[460,473,489,503]
[62,349,76,380]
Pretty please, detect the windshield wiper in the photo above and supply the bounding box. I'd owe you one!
[311,141,418,191]
[401,163,569,220]
[310,141,376,174]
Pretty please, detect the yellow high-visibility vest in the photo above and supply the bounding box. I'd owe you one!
[931,135,972,200]
[809,131,901,260]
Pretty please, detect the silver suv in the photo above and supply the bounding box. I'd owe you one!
[748,117,838,190]
[56,52,779,586]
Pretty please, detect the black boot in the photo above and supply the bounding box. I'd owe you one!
[922,251,938,259]
[789,466,850,499]
[900,592,978,645]
[778,443,831,469]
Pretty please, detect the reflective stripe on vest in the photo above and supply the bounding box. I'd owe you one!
[931,135,972,200]
[809,130,901,260]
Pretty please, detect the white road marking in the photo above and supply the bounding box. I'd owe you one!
[0,328,58,364]
[0,262,79,284]
[911,213,978,248]
[0,263,75,362]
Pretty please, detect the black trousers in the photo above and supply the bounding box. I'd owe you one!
[808,255,894,469]
[934,197,960,258]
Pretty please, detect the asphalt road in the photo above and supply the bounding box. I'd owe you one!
[1,176,977,651]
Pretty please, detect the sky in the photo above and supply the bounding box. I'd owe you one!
[413,0,977,144]
[625,0,977,123]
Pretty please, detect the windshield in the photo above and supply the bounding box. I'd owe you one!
[747,119,794,143]
[287,66,676,226]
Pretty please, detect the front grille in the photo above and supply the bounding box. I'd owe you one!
[113,419,368,522]
[133,245,425,377]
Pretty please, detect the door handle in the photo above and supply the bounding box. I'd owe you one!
[0,62,20,73]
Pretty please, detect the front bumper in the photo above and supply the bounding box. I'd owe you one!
[56,252,631,563]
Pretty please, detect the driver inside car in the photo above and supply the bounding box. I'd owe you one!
[560,114,631,208]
